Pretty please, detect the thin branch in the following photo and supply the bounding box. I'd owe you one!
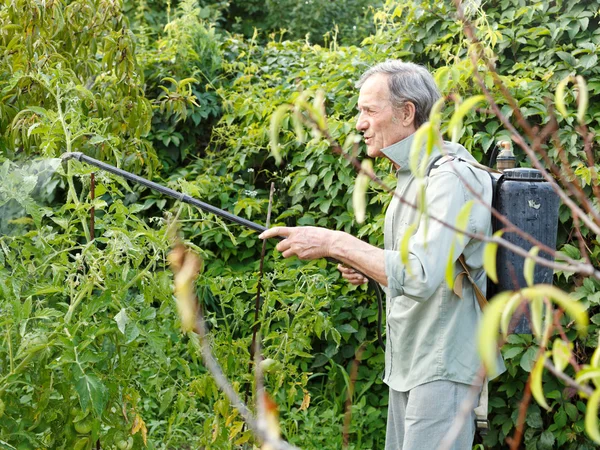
[246,182,276,405]
[192,314,299,450]
[544,359,594,397]
[507,375,532,450]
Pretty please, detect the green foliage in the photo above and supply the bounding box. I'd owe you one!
[0,0,158,174]
[2,0,600,447]
[136,0,224,168]
[223,0,381,46]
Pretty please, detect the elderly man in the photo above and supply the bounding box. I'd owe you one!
[260,60,500,449]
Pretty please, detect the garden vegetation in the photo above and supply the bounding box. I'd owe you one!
[0,0,599,448]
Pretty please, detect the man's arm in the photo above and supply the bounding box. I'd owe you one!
[258,227,387,286]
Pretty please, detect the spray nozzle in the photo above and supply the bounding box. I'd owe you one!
[60,152,83,162]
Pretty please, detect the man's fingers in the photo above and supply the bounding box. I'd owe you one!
[338,266,368,285]
[259,227,291,240]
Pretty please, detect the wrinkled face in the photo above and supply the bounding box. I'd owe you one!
[356,73,415,158]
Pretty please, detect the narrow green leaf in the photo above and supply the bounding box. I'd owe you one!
[445,240,456,290]
[523,285,588,334]
[447,95,485,142]
[500,293,523,337]
[531,351,551,410]
[576,367,600,387]
[484,230,504,284]
[313,89,326,117]
[576,75,589,125]
[428,97,445,127]
[352,159,372,224]
[400,223,418,276]
[542,299,554,348]
[591,343,600,368]
[455,200,474,245]
[292,108,306,144]
[409,123,431,177]
[269,105,291,165]
[555,76,571,118]
[551,338,572,373]
[585,389,600,444]
[524,246,539,287]
[478,291,512,377]
[530,296,544,340]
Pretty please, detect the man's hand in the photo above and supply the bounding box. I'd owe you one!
[259,226,336,260]
[337,264,368,286]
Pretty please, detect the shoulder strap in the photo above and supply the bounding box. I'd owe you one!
[455,255,488,310]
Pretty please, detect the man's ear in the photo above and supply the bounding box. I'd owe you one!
[402,102,416,126]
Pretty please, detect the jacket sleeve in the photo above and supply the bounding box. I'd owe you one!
[384,169,489,301]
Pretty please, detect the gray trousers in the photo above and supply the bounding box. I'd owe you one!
[385,381,477,450]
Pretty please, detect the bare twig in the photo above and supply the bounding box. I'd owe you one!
[544,359,594,397]
[507,375,532,450]
[192,314,299,450]
[246,182,276,406]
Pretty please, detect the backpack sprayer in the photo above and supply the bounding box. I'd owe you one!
[60,151,386,347]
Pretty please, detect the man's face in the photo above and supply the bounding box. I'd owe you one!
[356,73,415,158]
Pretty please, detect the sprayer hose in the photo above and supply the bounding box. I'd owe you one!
[66,152,385,350]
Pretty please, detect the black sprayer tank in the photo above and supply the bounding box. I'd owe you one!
[490,168,561,334]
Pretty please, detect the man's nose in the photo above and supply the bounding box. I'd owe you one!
[356,114,368,131]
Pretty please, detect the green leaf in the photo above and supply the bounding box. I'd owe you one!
[445,240,456,290]
[524,246,539,287]
[400,223,417,275]
[530,296,543,339]
[502,346,524,359]
[75,373,108,417]
[455,200,473,245]
[552,338,572,373]
[576,75,588,125]
[555,76,571,118]
[337,324,357,334]
[409,123,431,177]
[520,346,538,372]
[483,230,504,284]
[522,285,588,335]
[538,430,555,450]
[114,308,128,335]
[447,95,485,143]
[269,104,291,165]
[500,293,523,337]
[531,351,550,410]
[585,389,600,444]
[352,159,372,224]
[478,291,512,376]
[575,367,600,386]
[591,345,600,368]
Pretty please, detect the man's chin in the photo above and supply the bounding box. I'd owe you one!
[366,146,383,158]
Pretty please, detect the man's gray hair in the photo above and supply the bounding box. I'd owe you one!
[356,60,441,128]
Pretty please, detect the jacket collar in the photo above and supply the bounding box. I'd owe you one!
[381,132,441,173]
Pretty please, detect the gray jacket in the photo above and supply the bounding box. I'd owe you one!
[381,133,505,392]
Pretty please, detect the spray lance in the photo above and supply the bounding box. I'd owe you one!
[60,152,386,348]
